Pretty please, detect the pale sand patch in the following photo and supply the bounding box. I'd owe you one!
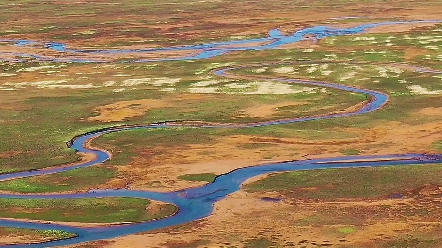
[188,87,218,93]
[103,81,116,87]
[306,65,318,73]
[244,81,316,95]
[4,80,70,88]
[352,36,376,41]
[191,80,223,87]
[377,66,388,77]
[188,81,316,95]
[386,65,403,74]
[407,85,442,95]
[255,68,267,73]
[339,71,356,81]
[16,65,59,72]
[150,78,180,86]
[88,99,168,122]
[242,101,307,118]
[224,82,250,89]
[121,78,180,87]
[321,70,333,76]
[120,78,150,87]
[272,66,295,74]
[38,84,100,89]
[0,73,17,77]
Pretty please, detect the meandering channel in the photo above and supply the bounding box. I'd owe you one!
[1,20,442,247]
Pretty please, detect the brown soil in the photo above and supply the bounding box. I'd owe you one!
[89,99,169,122]
[403,47,432,60]
[95,114,442,193]
[364,22,438,34]
[0,151,26,159]
[419,107,442,116]
[0,235,51,245]
[241,101,308,118]
[80,185,442,247]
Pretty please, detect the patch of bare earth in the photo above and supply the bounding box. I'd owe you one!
[241,101,308,118]
[364,22,438,34]
[403,47,431,60]
[419,107,442,116]
[88,99,169,122]
[0,236,48,245]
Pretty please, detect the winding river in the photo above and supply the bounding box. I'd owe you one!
[1,20,442,247]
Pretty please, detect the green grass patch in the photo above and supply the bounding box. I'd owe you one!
[0,227,76,243]
[244,237,274,248]
[178,173,217,183]
[244,164,442,200]
[432,141,442,152]
[340,149,361,155]
[0,197,176,223]
[0,166,116,193]
[337,226,357,234]
[36,229,75,240]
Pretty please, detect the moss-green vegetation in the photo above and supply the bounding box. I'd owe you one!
[432,141,442,152]
[0,197,176,223]
[337,226,357,234]
[340,149,361,155]
[244,164,442,200]
[1,1,442,247]
[2,19,441,176]
[36,229,76,240]
[0,227,76,243]
[178,173,217,183]
[244,238,274,248]
[0,166,116,193]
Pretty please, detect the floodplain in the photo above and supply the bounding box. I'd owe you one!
[1,0,442,247]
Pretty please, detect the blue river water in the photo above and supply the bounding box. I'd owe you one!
[1,20,442,63]
[1,20,442,247]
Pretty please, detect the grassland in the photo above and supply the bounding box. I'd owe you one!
[1,0,442,246]
[244,164,442,200]
[0,227,75,245]
[0,197,176,223]
[0,166,116,193]
[1,36,441,191]
[177,173,217,183]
